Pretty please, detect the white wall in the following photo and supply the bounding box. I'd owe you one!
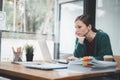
[96,0,120,55]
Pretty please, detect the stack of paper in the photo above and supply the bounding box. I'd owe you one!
[68,58,117,73]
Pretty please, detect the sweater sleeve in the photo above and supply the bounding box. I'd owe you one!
[94,33,113,60]
[73,38,86,58]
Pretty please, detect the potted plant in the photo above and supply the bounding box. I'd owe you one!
[25,44,34,61]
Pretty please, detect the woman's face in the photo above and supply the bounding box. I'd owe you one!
[75,20,90,37]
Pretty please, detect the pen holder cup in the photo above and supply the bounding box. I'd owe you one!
[13,52,22,62]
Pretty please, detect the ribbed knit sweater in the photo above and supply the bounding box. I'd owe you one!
[74,31,113,60]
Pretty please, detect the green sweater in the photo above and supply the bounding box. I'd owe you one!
[74,31,113,60]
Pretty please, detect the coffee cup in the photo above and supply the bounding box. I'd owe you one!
[104,55,113,61]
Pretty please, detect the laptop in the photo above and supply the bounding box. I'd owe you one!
[38,40,53,62]
[12,40,68,70]
[38,40,68,64]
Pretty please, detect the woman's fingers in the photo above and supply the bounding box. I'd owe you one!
[66,56,78,63]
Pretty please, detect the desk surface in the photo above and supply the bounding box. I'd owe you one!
[0,62,120,80]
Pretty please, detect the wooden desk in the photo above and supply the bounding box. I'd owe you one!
[0,62,120,80]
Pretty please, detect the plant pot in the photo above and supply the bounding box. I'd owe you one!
[26,54,34,61]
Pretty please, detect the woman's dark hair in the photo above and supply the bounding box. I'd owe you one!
[75,14,97,32]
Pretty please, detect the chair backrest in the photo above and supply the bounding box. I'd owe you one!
[113,55,120,68]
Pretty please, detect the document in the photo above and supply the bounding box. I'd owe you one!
[68,59,117,73]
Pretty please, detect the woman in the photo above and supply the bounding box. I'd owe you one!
[67,14,119,80]
[67,14,113,62]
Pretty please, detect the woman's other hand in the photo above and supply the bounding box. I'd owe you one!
[66,56,78,63]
